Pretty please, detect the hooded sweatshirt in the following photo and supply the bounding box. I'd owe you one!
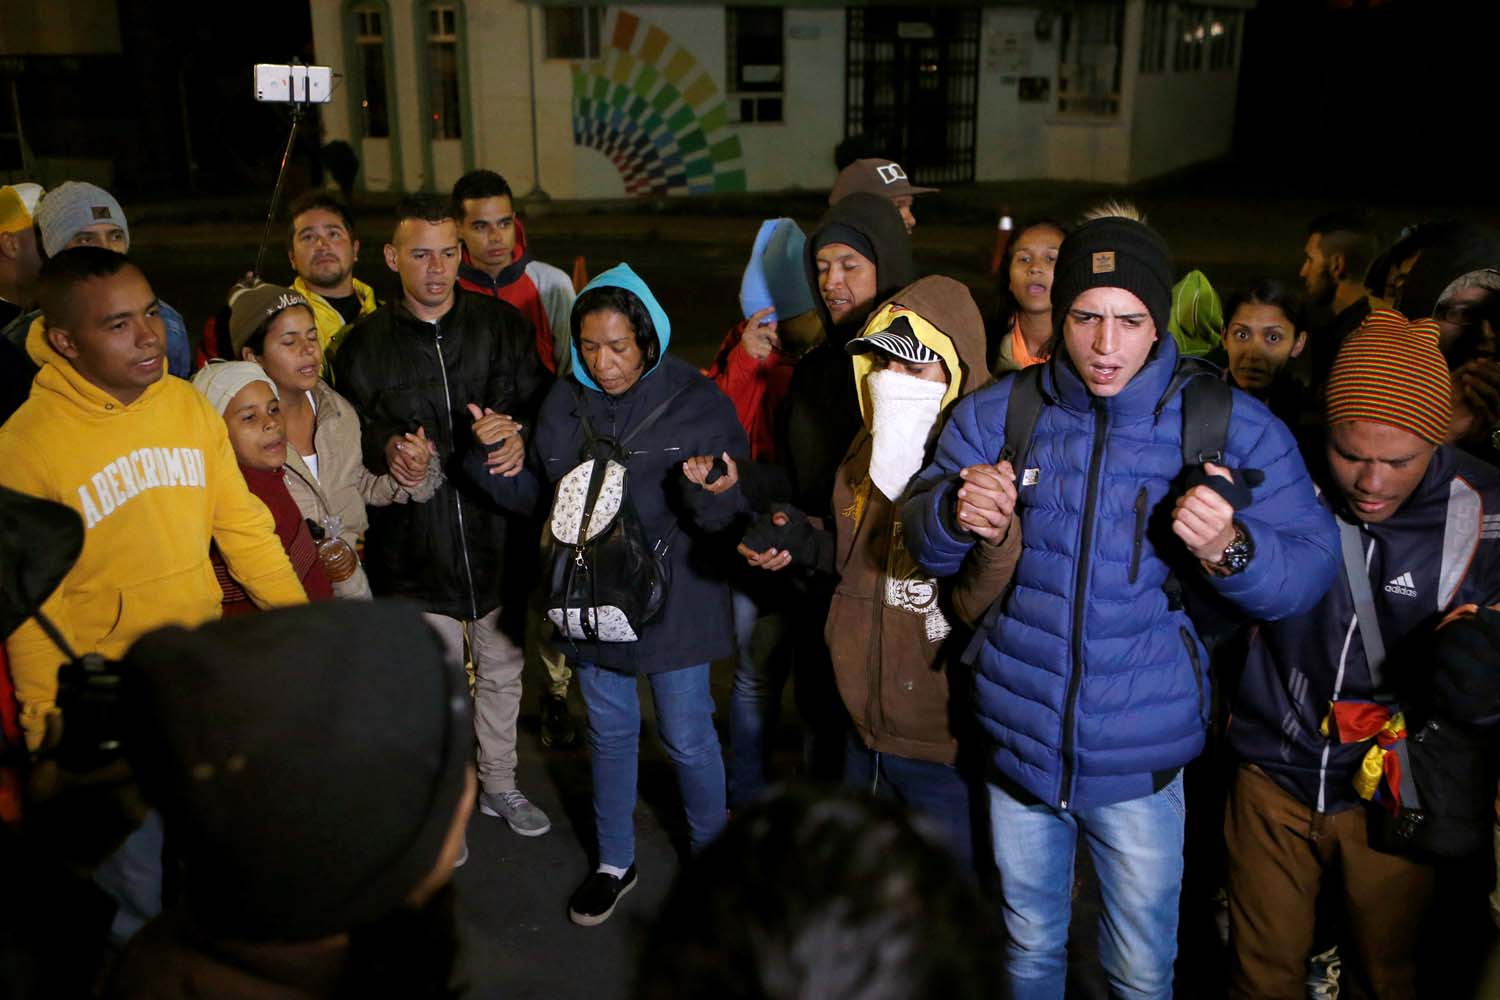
[292,275,378,371]
[463,263,748,673]
[777,193,915,517]
[827,276,1019,764]
[457,217,576,376]
[704,219,817,463]
[0,319,307,748]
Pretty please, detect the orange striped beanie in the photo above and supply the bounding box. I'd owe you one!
[1325,308,1451,444]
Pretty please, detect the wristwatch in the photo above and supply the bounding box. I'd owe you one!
[1213,522,1254,575]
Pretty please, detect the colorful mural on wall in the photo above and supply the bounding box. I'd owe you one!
[571,9,747,196]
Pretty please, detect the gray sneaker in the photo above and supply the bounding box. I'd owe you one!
[479,789,552,837]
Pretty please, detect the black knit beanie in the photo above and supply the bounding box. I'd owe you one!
[1050,216,1174,340]
[812,222,876,266]
[123,600,472,942]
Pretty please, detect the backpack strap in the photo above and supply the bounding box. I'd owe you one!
[619,382,694,451]
[1168,357,1233,467]
[959,364,1048,666]
[1000,363,1048,472]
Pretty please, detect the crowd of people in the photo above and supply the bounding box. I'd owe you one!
[0,154,1498,999]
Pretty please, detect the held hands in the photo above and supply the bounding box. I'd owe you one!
[736,509,795,572]
[1172,462,1239,564]
[385,427,435,488]
[1448,359,1500,444]
[466,403,524,477]
[740,308,781,361]
[955,461,1017,545]
[682,452,739,494]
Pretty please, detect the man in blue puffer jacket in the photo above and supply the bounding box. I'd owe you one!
[902,205,1340,998]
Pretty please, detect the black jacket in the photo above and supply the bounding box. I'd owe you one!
[741,193,915,518]
[332,291,549,619]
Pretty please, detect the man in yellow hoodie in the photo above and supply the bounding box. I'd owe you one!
[0,247,308,750]
[0,247,308,945]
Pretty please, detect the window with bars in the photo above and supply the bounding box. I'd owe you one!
[726,7,784,124]
[545,6,602,60]
[1140,1,1170,75]
[844,7,978,185]
[426,4,462,140]
[352,5,390,138]
[1174,6,1241,73]
[1208,10,1240,71]
[1057,4,1123,116]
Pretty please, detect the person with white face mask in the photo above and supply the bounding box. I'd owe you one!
[732,276,1018,874]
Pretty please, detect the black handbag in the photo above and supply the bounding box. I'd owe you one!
[1367,715,1494,860]
[544,384,686,643]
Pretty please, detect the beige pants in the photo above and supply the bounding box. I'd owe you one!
[423,608,524,795]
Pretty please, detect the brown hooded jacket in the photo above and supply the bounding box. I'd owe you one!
[825,276,1021,765]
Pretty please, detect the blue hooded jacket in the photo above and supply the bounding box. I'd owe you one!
[465,264,749,673]
[902,336,1340,810]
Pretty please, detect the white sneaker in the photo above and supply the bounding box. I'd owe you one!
[479,789,552,837]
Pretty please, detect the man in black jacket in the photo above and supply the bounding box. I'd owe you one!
[334,194,552,840]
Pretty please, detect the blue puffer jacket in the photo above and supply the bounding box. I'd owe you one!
[903,337,1339,810]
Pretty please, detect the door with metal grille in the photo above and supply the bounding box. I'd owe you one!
[845,6,979,185]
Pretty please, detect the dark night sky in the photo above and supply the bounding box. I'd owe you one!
[1234,0,1496,199]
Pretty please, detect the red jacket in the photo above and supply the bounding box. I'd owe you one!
[213,465,331,616]
[703,319,797,464]
[456,218,573,375]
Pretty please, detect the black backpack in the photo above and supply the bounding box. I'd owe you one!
[545,383,688,644]
[961,356,1238,662]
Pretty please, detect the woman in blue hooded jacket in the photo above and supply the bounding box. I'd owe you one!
[464,264,748,927]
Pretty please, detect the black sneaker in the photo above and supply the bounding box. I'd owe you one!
[541,694,581,750]
[568,866,637,926]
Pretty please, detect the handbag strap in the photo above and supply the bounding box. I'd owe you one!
[568,378,695,552]
[1339,517,1388,690]
[572,380,694,458]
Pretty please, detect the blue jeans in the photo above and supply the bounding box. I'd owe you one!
[844,732,978,876]
[989,772,1186,1000]
[727,589,791,808]
[93,809,165,945]
[577,662,726,869]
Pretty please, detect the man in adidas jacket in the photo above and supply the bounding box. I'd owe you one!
[1226,310,1500,998]
[902,208,1339,997]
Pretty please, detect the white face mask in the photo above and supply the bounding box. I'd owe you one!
[867,367,947,500]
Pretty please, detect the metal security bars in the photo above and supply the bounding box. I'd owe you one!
[844,6,979,186]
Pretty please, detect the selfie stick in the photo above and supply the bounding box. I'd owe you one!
[253,65,312,280]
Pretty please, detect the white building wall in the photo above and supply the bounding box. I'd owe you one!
[974,4,1133,185]
[310,0,1245,195]
[733,7,844,193]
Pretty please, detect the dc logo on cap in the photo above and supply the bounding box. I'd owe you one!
[876,163,909,185]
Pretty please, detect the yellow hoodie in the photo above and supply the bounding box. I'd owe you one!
[292,275,377,380]
[0,318,308,748]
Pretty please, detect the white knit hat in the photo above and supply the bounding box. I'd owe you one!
[191,360,279,417]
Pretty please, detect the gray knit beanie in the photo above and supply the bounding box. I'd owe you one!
[36,181,130,257]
